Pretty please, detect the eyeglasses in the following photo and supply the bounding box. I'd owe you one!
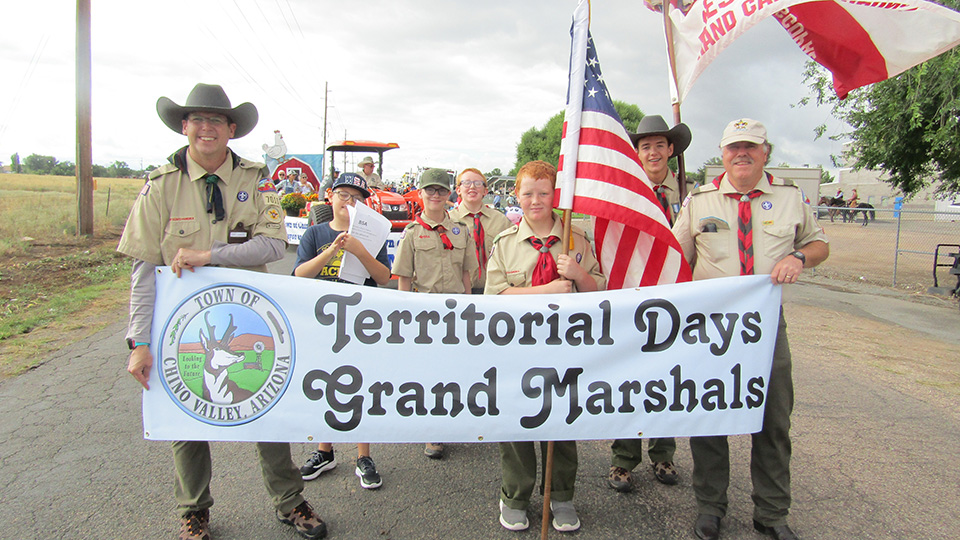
[187,115,229,127]
[334,190,365,203]
[459,181,486,188]
[422,186,450,196]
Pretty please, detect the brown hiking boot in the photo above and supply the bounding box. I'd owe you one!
[607,466,633,492]
[277,501,327,539]
[652,461,679,485]
[179,509,210,540]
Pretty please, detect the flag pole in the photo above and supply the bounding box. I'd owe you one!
[661,1,689,201]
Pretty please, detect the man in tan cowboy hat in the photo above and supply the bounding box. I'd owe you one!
[117,83,327,540]
[357,156,384,189]
[606,114,692,495]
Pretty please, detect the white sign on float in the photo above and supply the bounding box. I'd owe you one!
[144,267,782,443]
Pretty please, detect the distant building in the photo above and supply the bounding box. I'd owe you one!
[832,143,938,207]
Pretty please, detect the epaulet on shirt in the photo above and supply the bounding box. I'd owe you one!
[147,162,177,181]
[689,183,716,196]
[770,176,797,188]
[491,224,520,245]
[570,224,588,239]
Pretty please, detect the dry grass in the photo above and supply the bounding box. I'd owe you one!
[0,174,143,255]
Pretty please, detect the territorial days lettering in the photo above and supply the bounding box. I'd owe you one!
[313,293,762,356]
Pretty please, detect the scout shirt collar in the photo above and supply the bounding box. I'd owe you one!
[517,212,563,242]
[418,212,452,229]
[712,171,774,195]
[185,148,236,183]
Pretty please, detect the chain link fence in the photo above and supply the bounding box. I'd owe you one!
[811,205,960,292]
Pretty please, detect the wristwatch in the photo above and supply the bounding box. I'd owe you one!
[789,250,806,264]
[126,338,149,350]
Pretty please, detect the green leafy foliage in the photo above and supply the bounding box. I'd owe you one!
[510,101,646,174]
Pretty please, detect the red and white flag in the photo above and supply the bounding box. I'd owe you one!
[557,0,692,290]
[654,0,960,101]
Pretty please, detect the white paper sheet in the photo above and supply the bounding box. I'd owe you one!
[338,202,391,284]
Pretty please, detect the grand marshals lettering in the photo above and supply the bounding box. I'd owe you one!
[303,293,766,432]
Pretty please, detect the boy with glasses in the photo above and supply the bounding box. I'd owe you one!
[449,168,512,294]
[293,172,392,490]
[391,168,477,460]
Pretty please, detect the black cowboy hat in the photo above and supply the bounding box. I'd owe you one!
[628,115,692,157]
[157,83,258,139]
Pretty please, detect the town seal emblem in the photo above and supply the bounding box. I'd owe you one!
[158,284,295,426]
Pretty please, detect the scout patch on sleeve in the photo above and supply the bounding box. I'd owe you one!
[681,192,693,208]
[257,178,277,193]
[266,207,282,223]
[262,192,281,207]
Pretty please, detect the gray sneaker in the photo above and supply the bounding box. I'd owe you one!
[550,500,581,532]
[355,456,382,489]
[499,500,529,531]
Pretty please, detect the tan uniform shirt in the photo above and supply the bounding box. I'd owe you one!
[650,170,681,223]
[117,149,286,271]
[484,214,607,294]
[449,203,513,289]
[672,173,828,281]
[360,171,384,189]
[392,213,478,293]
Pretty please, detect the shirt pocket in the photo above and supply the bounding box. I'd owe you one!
[165,219,200,239]
[696,218,731,262]
[506,271,528,288]
[761,224,795,260]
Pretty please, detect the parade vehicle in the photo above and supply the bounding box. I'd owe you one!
[309,140,422,231]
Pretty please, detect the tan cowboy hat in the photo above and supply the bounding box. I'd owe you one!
[628,115,692,157]
[157,83,259,139]
[357,156,376,167]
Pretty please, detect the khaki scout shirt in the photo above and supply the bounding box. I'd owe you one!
[449,203,513,288]
[671,172,828,281]
[649,170,681,223]
[117,148,286,271]
[391,213,478,293]
[484,214,607,294]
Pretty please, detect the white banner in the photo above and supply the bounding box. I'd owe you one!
[144,268,781,443]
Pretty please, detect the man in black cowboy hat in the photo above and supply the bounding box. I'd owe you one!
[117,83,327,540]
[606,114,692,494]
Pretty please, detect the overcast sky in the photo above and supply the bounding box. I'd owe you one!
[0,0,847,181]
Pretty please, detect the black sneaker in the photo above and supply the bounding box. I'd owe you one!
[355,456,382,489]
[300,450,336,481]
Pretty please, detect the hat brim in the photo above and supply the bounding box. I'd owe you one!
[157,97,259,139]
[719,134,766,147]
[628,123,692,158]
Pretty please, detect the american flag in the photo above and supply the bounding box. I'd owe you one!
[557,0,691,289]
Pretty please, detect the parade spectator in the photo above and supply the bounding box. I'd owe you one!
[484,160,605,533]
[448,168,512,294]
[118,83,326,540]
[672,118,829,540]
[392,168,477,460]
[293,172,391,491]
[357,156,384,189]
[607,115,692,493]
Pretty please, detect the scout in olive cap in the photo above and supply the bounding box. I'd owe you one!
[418,168,452,190]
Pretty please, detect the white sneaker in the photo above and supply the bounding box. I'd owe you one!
[550,500,580,532]
[499,500,529,531]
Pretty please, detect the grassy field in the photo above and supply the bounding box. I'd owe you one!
[0,174,143,377]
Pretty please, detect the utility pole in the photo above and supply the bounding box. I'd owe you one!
[76,0,93,236]
[323,81,329,178]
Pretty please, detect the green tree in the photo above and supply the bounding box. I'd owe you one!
[23,154,58,175]
[108,160,133,178]
[53,161,76,176]
[511,101,646,174]
[819,166,835,185]
[687,156,723,186]
[10,153,22,173]
[92,164,108,177]
[800,11,960,196]
[485,168,502,178]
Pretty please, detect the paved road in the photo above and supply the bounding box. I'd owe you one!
[1,251,958,539]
